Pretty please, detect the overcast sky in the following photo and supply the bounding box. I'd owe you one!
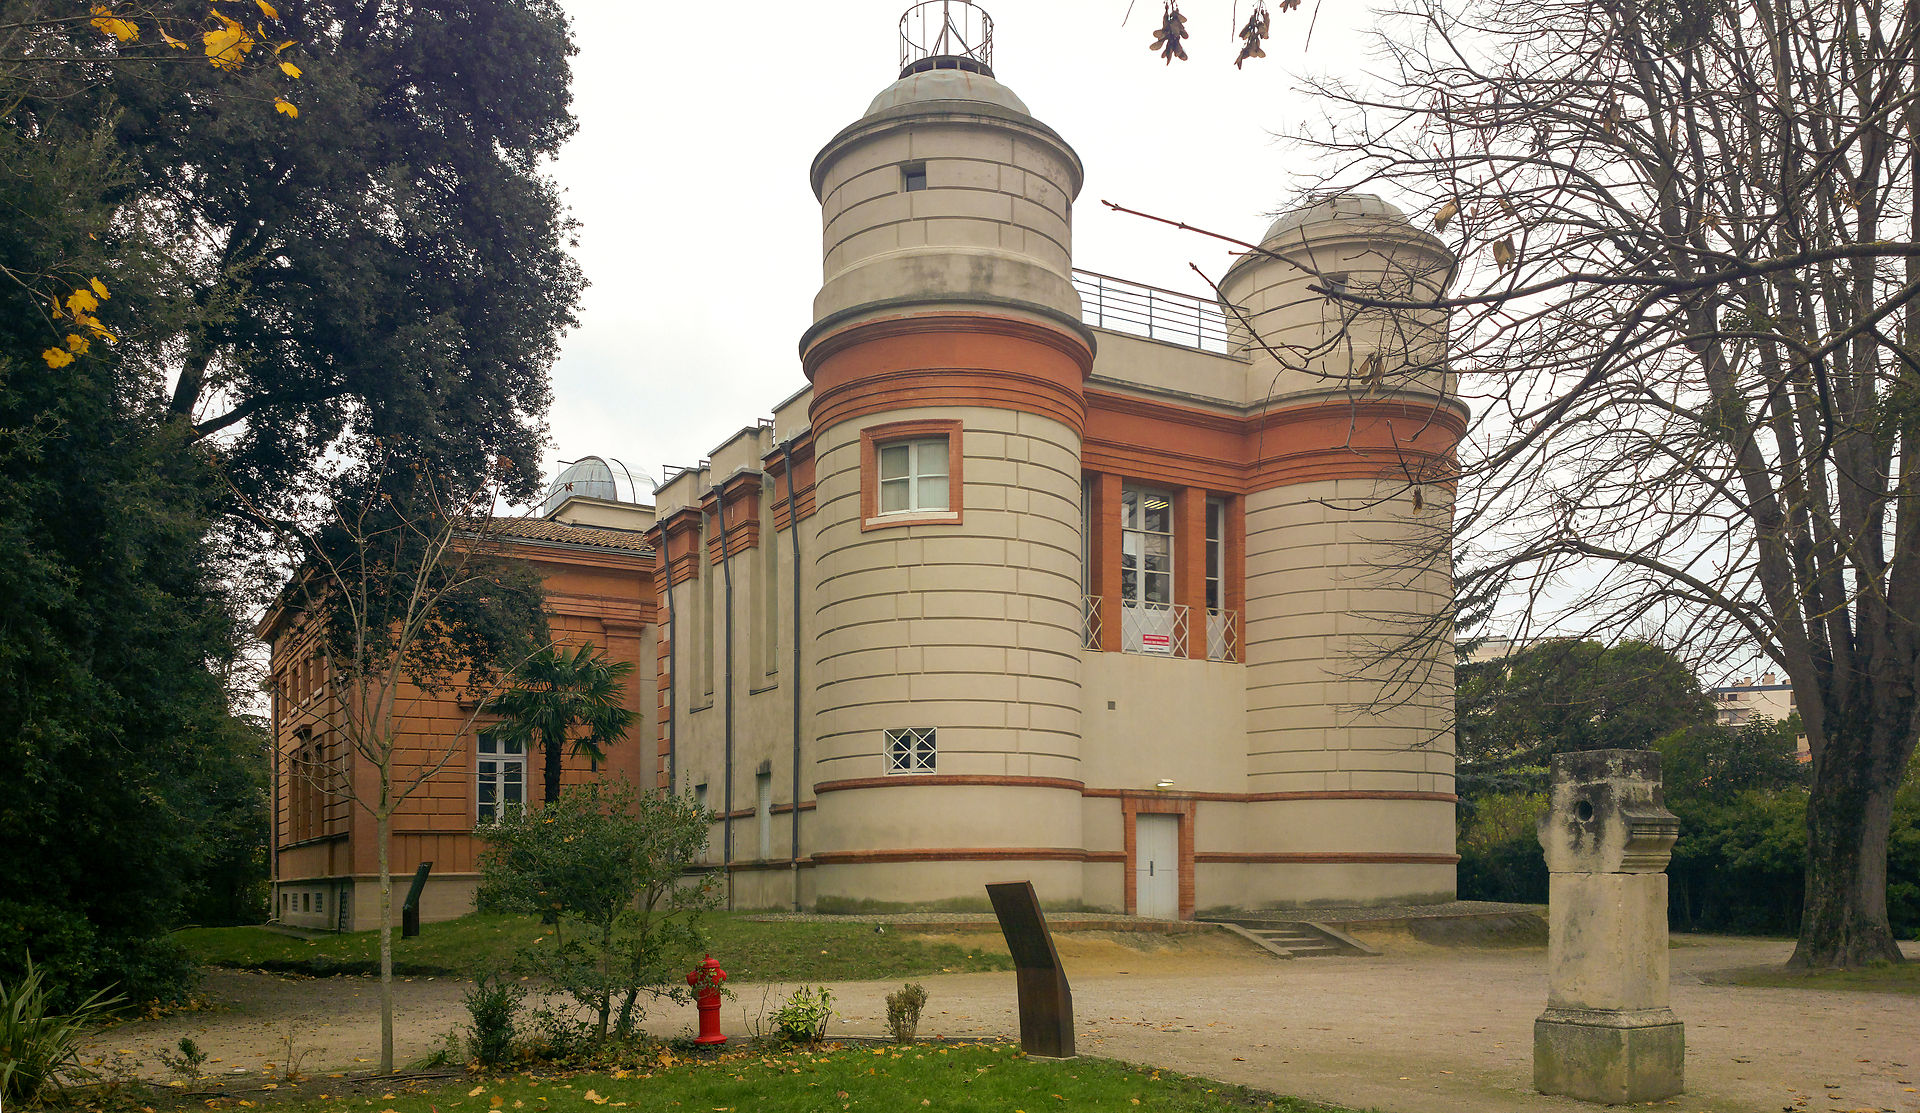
[540,0,1382,496]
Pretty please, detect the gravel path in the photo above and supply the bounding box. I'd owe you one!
[90,930,1920,1113]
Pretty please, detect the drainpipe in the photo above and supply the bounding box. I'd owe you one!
[662,545,676,797]
[270,679,281,919]
[711,484,737,911]
[781,439,804,912]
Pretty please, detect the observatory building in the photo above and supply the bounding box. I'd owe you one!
[265,3,1464,926]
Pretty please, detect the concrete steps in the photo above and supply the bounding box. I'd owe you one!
[1199,917,1378,958]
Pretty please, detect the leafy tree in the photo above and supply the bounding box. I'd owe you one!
[1656,718,1809,802]
[1455,790,1549,904]
[124,0,585,528]
[0,340,253,1007]
[476,782,718,1043]
[8,0,583,563]
[482,644,639,805]
[1457,640,1716,794]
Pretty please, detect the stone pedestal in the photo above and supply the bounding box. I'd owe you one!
[1534,750,1684,1103]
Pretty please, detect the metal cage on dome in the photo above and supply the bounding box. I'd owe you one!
[539,455,649,516]
[898,1,994,77]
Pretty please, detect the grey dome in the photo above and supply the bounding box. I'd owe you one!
[541,456,644,516]
[1260,193,1410,245]
[865,67,1030,117]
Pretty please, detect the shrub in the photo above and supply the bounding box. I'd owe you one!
[463,969,525,1067]
[1455,791,1549,904]
[771,986,835,1046]
[156,1036,208,1083]
[476,782,719,1043]
[0,957,122,1105]
[885,983,927,1043]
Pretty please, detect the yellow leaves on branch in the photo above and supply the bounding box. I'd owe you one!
[89,6,138,42]
[85,2,303,122]
[41,279,114,367]
[203,7,256,71]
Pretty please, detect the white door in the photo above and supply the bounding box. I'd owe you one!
[1134,813,1180,919]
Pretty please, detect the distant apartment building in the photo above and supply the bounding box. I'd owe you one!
[1710,672,1809,759]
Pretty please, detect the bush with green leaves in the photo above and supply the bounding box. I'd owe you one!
[771,986,835,1046]
[463,969,526,1067]
[476,781,718,1042]
[156,1036,208,1083]
[885,983,927,1044]
[1,957,121,1104]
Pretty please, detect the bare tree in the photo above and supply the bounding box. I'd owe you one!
[264,454,547,1069]
[1241,0,1920,967]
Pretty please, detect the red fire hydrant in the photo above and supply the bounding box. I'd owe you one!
[686,954,728,1046]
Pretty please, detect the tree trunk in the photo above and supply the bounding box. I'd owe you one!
[1790,736,1905,969]
[544,734,562,805]
[377,802,395,1072]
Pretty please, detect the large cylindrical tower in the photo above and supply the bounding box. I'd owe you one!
[1218,194,1465,905]
[799,4,1094,908]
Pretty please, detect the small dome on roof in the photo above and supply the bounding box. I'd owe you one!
[865,66,1030,117]
[1260,193,1410,245]
[541,456,647,516]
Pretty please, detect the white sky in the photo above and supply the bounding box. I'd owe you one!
[541,0,1381,493]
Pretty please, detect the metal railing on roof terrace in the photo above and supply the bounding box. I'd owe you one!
[1073,268,1233,354]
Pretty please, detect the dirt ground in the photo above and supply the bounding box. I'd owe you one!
[91,930,1920,1113]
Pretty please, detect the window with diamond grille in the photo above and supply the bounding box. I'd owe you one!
[885,727,937,774]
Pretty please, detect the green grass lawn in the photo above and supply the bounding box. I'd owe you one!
[174,913,1014,984]
[1720,960,1920,995]
[156,1045,1356,1113]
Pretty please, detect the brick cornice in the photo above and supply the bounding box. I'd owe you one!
[815,775,1087,794]
[804,313,1093,436]
[1082,391,1467,495]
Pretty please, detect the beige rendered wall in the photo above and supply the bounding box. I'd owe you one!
[1218,209,1451,409]
[1086,330,1248,407]
[1243,475,1454,794]
[661,428,817,910]
[812,72,1081,329]
[1078,652,1246,795]
[1239,474,1456,905]
[808,404,1086,910]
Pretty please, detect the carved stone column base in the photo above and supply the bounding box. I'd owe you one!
[1534,1008,1684,1103]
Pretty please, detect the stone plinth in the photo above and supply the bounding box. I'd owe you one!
[1534,750,1684,1103]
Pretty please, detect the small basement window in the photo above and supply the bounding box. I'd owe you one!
[902,162,928,192]
[886,727,937,774]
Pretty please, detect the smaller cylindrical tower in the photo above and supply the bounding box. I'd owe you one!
[1219,195,1465,906]
[799,4,1095,910]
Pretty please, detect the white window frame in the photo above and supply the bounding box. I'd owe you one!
[876,438,951,515]
[1205,497,1226,611]
[885,727,937,774]
[476,734,527,824]
[1121,485,1176,607]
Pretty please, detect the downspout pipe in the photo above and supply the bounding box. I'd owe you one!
[781,439,804,912]
[710,484,737,912]
[662,546,676,797]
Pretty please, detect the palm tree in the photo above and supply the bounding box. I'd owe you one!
[482,644,638,805]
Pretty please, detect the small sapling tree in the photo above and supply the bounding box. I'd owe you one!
[264,453,547,1072]
[476,781,718,1043]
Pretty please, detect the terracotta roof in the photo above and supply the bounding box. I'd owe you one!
[493,517,654,555]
